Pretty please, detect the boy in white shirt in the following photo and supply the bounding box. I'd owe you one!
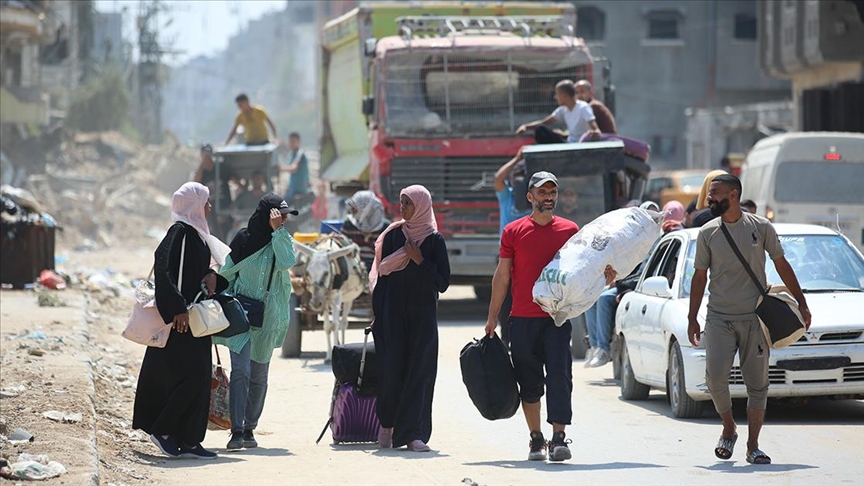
[517,80,601,144]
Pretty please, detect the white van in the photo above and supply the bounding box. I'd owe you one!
[740,132,864,252]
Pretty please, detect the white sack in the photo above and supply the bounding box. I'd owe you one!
[533,208,663,325]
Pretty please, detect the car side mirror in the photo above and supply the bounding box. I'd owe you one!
[642,276,672,299]
[364,38,377,57]
[362,96,374,116]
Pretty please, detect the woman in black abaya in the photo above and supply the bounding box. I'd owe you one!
[133,182,230,460]
[370,185,450,452]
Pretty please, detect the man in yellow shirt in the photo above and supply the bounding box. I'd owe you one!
[224,93,278,145]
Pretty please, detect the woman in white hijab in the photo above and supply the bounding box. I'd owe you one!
[133,182,230,460]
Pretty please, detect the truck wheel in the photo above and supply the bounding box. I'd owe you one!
[570,314,589,360]
[281,295,302,358]
[667,341,704,418]
[620,337,650,401]
[473,285,492,302]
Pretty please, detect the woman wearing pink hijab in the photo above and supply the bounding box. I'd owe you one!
[662,200,685,233]
[370,185,450,452]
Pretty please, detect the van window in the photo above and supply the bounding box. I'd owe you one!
[741,165,766,200]
[774,162,864,204]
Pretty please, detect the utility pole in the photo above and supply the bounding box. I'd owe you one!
[135,0,168,144]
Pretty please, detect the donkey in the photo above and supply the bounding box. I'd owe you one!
[295,235,366,362]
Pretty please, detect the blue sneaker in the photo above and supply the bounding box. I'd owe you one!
[178,444,218,460]
[150,434,180,458]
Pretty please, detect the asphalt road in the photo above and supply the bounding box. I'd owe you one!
[145,286,864,486]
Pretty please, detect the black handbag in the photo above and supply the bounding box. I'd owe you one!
[236,258,276,328]
[459,333,520,421]
[720,223,806,349]
[215,293,250,338]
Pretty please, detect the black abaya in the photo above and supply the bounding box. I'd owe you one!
[372,230,450,448]
[133,222,228,446]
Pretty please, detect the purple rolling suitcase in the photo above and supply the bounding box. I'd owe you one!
[317,328,380,444]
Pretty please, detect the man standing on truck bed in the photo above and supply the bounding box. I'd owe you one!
[224,93,278,146]
[575,80,617,135]
[516,80,602,144]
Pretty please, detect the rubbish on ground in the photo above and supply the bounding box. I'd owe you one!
[38,270,66,290]
[8,459,66,481]
[42,410,82,424]
[28,348,45,357]
[36,291,66,307]
[0,384,27,398]
[8,427,34,444]
[17,454,49,465]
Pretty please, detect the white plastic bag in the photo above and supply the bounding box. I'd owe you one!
[533,208,663,325]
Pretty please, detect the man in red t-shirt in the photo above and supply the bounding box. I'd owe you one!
[485,171,616,462]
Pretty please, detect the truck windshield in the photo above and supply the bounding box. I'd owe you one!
[383,50,591,137]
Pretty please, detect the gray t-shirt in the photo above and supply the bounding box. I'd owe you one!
[694,212,784,320]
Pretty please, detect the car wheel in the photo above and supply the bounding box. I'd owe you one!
[570,314,589,360]
[667,341,703,418]
[620,336,650,400]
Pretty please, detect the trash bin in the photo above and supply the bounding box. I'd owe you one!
[0,222,56,289]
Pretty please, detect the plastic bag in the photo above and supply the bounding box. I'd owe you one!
[9,460,66,480]
[533,208,663,325]
[208,345,231,430]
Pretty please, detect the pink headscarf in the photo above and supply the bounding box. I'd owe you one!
[171,182,231,266]
[663,201,685,222]
[368,185,437,291]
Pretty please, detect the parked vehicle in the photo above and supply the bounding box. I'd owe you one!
[643,169,710,208]
[614,224,864,418]
[740,132,864,252]
[318,2,608,299]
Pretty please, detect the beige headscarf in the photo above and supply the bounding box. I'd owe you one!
[696,170,728,210]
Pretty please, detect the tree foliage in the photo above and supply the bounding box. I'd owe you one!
[67,68,130,132]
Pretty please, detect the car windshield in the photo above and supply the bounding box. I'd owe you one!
[678,174,708,190]
[680,234,864,297]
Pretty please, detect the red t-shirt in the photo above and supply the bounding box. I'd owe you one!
[500,215,579,318]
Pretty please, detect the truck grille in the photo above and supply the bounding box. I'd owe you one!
[730,366,786,385]
[389,156,507,203]
[843,363,864,382]
[793,331,863,345]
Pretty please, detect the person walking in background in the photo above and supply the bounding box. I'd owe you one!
[691,170,728,228]
[214,194,297,452]
[516,80,602,144]
[688,174,810,465]
[133,182,231,460]
[370,185,450,452]
[741,199,757,214]
[224,93,278,145]
[484,171,616,462]
[278,132,311,202]
[574,80,617,134]
[342,190,389,271]
[494,149,531,345]
[662,200,685,233]
[193,143,234,239]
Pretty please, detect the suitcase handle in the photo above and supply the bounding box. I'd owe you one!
[357,327,372,388]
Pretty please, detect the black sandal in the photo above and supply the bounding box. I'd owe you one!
[746,448,771,464]
[714,433,738,460]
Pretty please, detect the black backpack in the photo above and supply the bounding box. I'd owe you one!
[459,334,520,421]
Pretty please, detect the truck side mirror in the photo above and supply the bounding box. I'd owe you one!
[364,38,377,57]
[362,96,375,116]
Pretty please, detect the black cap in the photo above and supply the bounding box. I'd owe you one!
[529,171,558,188]
[278,199,299,216]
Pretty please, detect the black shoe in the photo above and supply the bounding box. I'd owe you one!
[150,434,180,458]
[527,431,546,461]
[547,431,572,462]
[242,429,258,449]
[227,432,243,451]
[178,444,218,460]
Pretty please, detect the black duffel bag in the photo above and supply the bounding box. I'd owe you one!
[332,337,377,388]
[215,293,250,338]
[460,333,520,421]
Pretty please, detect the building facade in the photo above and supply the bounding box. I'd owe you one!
[572,0,790,168]
[759,0,864,132]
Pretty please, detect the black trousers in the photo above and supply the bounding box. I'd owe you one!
[535,126,567,144]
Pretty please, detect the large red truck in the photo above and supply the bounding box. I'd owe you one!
[319,2,603,296]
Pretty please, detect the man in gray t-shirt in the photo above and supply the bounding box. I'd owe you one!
[688,174,810,466]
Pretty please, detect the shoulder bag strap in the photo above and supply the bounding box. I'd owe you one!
[178,234,187,292]
[719,223,767,297]
[213,342,222,367]
[263,254,277,300]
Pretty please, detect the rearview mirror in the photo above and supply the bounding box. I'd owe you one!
[642,276,672,299]
[362,96,375,116]
[364,38,377,57]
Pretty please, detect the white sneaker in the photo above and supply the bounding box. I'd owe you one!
[583,347,598,368]
[587,349,611,368]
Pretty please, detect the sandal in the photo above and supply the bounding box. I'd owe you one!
[746,448,771,465]
[714,433,738,460]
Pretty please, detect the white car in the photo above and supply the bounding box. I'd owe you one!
[613,224,864,418]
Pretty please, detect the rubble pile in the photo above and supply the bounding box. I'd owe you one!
[26,130,199,248]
